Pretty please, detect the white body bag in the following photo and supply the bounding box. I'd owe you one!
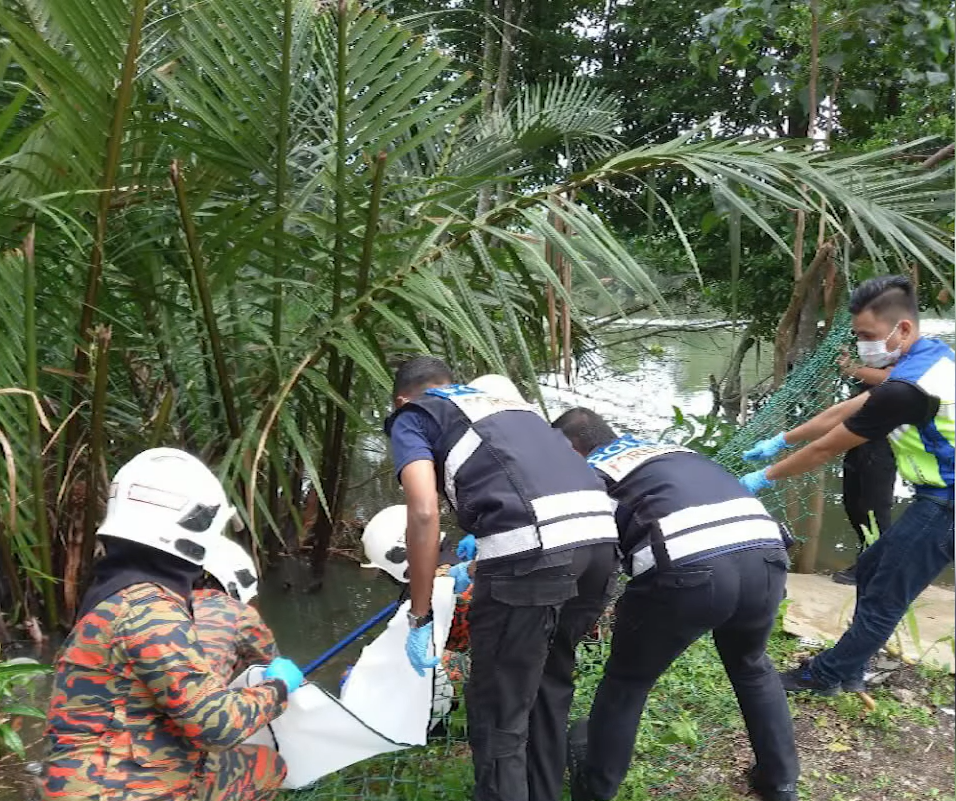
[230,576,456,789]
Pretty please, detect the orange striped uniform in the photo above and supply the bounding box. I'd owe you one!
[192,589,278,682]
[43,583,286,801]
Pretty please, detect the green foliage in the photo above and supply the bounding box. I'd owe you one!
[862,82,955,150]
[662,406,738,457]
[0,660,51,759]
[0,0,952,623]
[695,0,955,145]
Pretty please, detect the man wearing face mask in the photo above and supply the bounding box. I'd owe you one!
[739,275,954,695]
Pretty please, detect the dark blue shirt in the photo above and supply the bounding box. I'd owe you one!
[389,408,442,478]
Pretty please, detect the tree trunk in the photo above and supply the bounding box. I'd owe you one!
[601,0,617,73]
[719,324,756,419]
[789,275,822,368]
[773,241,833,387]
[808,0,819,143]
[476,0,498,217]
[493,0,516,113]
[795,468,827,573]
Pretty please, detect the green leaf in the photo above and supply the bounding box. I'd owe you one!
[700,210,723,235]
[752,75,770,99]
[847,88,876,110]
[661,716,699,747]
[0,723,25,758]
[822,50,846,72]
[2,703,46,719]
[925,71,951,86]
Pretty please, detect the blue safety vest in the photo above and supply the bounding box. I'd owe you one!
[885,338,955,500]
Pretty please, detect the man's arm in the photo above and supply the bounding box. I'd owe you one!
[767,424,868,481]
[400,460,441,616]
[120,594,286,751]
[783,392,871,445]
[758,381,931,485]
[838,351,891,387]
[237,604,280,669]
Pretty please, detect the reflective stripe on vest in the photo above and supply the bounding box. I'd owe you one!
[886,339,955,491]
[476,509,620,561]
[417,386,618,561]
[630,517,783,576]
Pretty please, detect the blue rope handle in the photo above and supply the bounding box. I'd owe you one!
[301,599,401,677]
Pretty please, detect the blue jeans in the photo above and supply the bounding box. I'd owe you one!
[812,495,955,687]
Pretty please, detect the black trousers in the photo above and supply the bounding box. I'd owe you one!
[842,438,896,550]
[466,542,618,801]
[584,546,799,800]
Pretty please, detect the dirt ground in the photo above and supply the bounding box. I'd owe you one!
[657,663,955,801]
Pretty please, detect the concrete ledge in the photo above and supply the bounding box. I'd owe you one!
[783,572,955,674]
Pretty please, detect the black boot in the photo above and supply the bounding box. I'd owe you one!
[832,563,857,585]
[567,718,596,801]
[779,662,842,696]
[748,766,798,801]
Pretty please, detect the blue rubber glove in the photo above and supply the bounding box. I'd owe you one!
[740,468,775,494]
[448,561,473,594]
[264,656,304,694]
[456,534,477,560]
[742,432,790,462]
[406,623,440,677]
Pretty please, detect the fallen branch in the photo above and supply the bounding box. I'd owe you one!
[921,143,955,170]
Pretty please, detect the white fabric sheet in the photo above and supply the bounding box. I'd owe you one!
[232,576,456,789]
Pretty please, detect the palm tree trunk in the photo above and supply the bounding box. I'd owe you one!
[477,0,499,218]
[23,228,56,628]
[170,161,242,442]
[79,326,111,593]
[67,0,148,453]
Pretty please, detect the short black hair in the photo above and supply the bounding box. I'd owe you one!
[849,275,918,322]
[552,407,617,456]
[392,355,454,401]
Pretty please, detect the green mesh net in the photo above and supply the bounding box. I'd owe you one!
[713,311,854,546]
[284,314,855,800]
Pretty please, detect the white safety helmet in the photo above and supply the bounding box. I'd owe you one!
[97,448,236,565]
[468,374,525,403]
[204,537,259,604]
[361,505,445,583]
[362,505,411,582]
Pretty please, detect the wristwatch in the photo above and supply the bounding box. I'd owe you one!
[407,608,434,629]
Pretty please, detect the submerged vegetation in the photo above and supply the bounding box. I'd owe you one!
[0,0,953,634]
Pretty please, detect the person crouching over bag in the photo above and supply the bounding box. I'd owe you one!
[194,536,279,682]
[42,448,304,801]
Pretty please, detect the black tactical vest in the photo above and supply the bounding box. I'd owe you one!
[386,385,617,562]
[586,435,783,575]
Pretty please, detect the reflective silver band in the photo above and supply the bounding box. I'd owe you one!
[443,429,482,509]
[657,497,770,538]
[476,514,618,561]
[629,517,782,576]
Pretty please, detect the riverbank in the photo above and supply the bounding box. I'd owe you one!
[281,623,955,801]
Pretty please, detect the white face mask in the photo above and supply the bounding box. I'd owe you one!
[856,323,902,368]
